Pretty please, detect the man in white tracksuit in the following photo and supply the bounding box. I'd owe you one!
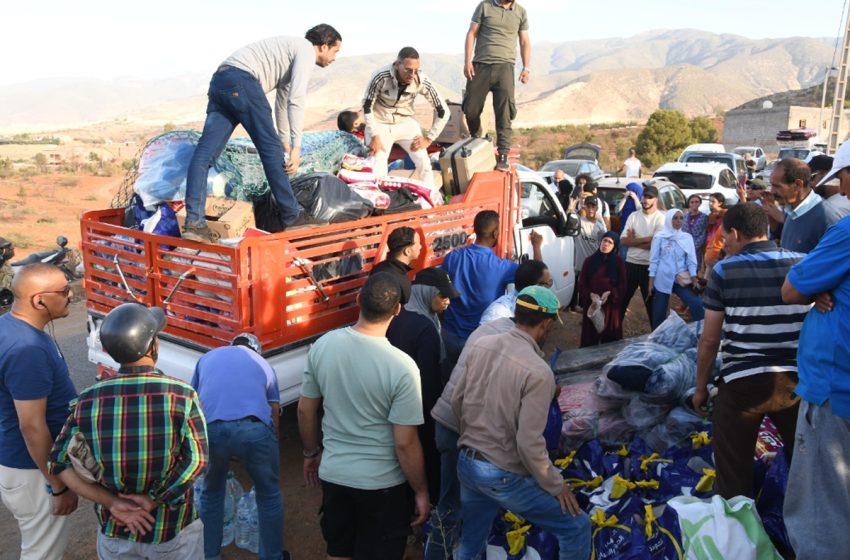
[362,46,450,185]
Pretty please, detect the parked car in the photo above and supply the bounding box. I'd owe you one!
[679,151,747,179]
[653,161,739,212]
[753,159,779,187]
[595,176,687,232]
[777,147,820,161]
[678,143,726,161]
[562,143,602,163]
[733,146,766,170]
[538,159,607,185]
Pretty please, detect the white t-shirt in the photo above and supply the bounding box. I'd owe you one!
[623,157,642,178]
[623,210,665,265]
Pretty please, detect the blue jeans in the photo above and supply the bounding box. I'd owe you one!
[424,424,461,560]
[456,450,591,560]
[650,283,705,330]
[201,419,283,560]
[185,66,300,227]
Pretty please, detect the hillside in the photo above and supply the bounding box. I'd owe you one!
[0,29,835,133]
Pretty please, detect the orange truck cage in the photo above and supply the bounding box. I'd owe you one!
[80,170,521,354]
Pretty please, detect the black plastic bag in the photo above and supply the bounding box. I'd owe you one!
[291,172,374,223]
[376,187,421,215]
[252,190,287,233]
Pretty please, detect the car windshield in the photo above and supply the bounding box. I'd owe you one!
[655,171,714,190]
[778,148,810,160]
[733,148,754,156]
[540,161,580,175]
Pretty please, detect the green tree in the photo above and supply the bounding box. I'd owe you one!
[33,152,47,172]
[635,110,694,168]
[689,116,719,143]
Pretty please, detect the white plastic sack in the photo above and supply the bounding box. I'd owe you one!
[587,291,610,334]
[643,348,698,403]
[668,495,782,560]
[647,311,698,352]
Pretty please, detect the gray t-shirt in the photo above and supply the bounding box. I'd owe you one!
[471,1,529,64]
[222,36,316,149]
[301,327,423,490]
[575,217,607,271]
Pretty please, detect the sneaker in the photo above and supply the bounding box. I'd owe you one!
[181,223,216,243]
[495,153,510,171]
[286,211,328,229]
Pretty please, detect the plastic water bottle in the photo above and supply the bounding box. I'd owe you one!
[222,471,244,546]
[192,474,204,514]
[222,491,235,546]
[236,487,259,553]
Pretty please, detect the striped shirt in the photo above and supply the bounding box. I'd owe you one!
[48,366,208,544]
[703,241,810,382]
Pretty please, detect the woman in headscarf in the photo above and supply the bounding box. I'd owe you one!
[703,192,728,274]
[578,231,627,347]
[648,209,704,330]
[616,182,643,257]
[682,194,709,271]
[386,266,459,502]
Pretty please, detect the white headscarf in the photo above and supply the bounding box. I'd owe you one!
[656,209,698,272]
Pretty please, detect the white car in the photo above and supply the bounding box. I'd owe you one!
[678,143,726,161]
[733,146,767,170]
[653,161,739,212]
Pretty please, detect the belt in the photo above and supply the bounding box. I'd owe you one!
[461,447,491,464]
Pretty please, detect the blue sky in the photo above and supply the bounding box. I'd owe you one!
[3,0,846,86]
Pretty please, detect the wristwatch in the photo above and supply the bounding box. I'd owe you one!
[302,446,322,459]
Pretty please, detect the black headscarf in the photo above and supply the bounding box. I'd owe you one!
[584,231,621,284]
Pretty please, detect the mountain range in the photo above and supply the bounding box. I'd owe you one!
[0,29,836,133]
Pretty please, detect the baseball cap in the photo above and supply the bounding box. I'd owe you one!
[387,227,416,252]
[232,333,262,354]
[516,285,562,323]
[413,267,460,299]
[642,185,659,198]
[584,195,599,207]
[746,177,767,190]
[817,143,850,187]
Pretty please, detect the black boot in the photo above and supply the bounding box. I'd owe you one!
[496,152,510,171]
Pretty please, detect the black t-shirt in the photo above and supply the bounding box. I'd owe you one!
[369,258,412,304]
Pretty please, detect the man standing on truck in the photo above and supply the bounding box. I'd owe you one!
[363,47,450,185]
[693,203,807,501]
[48,303,208,558]
[298,272,429,559]
[370,226,422,304]
[620,184,664,321]
[781,141,850,559]
[191,333,286,560]
[462,0,531,170]
[0,264,78,560]
[451,286,590,559]
[441,210,543,366]
[183,24,343,242]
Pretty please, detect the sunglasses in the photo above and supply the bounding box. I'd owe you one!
[35,285,71,297]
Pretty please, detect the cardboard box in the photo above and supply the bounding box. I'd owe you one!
[177,198,255,241]
[435,101,470,145]
[388,169,443,188]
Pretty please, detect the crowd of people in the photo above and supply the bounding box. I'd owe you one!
[4,0,850,558]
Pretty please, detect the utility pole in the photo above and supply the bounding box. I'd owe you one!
[828,4,850,154]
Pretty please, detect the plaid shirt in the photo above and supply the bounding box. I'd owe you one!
[48,366,208,544]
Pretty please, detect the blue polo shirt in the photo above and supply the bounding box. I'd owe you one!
[787,216,850,418]
[191,346,279,427]
[442,244,518,339]
[0,314,77,469]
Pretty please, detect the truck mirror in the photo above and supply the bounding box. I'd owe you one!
[563,211,581,237]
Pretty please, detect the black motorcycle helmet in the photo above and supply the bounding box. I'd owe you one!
[100,303,166,364]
